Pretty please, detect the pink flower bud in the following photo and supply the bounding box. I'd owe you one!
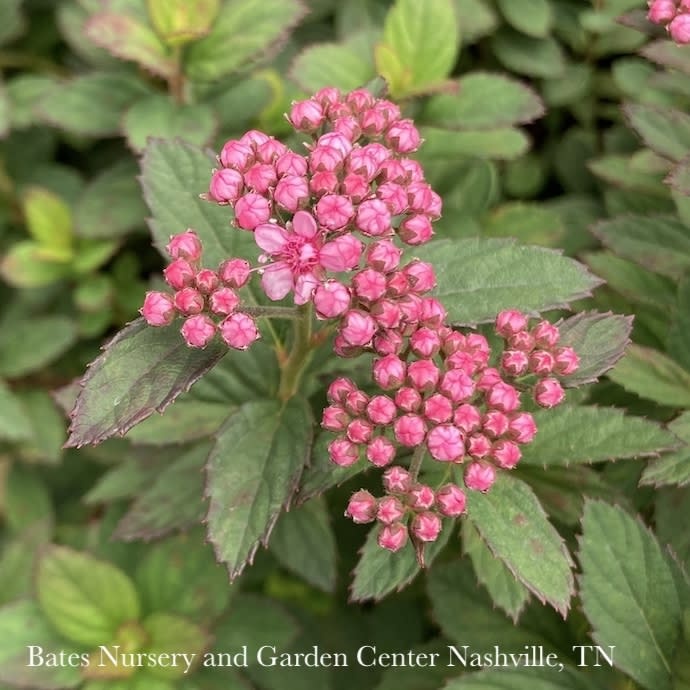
[288,99,325,131]
[347,149,379,180]
[386,119,421,153]
[383,466,411,493]
[483,410,510,438]
[534,378,565,408]
[501,350,529,377]
[164,258,195,289]
[328,437,360,466]
[195,268,219,294]
[442,330,465,355]
[347,418,374,444]
[423,394,453,424]
[495,309,528,337]
[366,395,397,425]
[273,175,309,212]
[244,163,276,194]
[310,171,339,196]
[309,146,343,175]
[446,350,478,376]
[351,269,386,304]
[219,312,259,350]
[393,414,427,447]
[141,291,175,326]
[492,440,522,469]
[256,138,287,164]
[439,369,474,403]
[373,329,404,355]
[419,298,447,329]
[648,0,678,23]
[376,182,408,215]
[426,191,442,219]
[375,99,401,126]
[174,287,204,315]
[218,258,251,288]
[360,107,388,136]
[427,423,464,461]
[407,359,440,393]
[340,309,377,347]
[553,347,580,376]
[411,512,442,542]
[166,229,203,261]
[377,496,405,524]
[465,462,496,492]
[371,299,402,330]
[410,327,441,358]
[180,314,216,348]
[532,320,560,348]
[314,86,341,109]
[403,261,436,294]
[508,412,537,444]
[408,484,435,510]
[345,88,374,111]
[356,199,392,237]
[453,404,482,435]
[507,330,534,352]
[407,181,434,213]
[344,389,369,416]
[395,386,422,413]
[318,132,353,157]
[240,129,271,148]
[220,140,253,170]
[319,235,363,272]
[341,172,369,202]
[321,405,349,432]
[398,214,433,245]
[334,335,360,357]
[486,382,521,413]
[378,522,408,552]
[529,350,555,376]
[476,367,502,392]
[313,280,351,319]
[327,377,357,404]
[388,272,412,299]
[377,159,408,184]
[234,193,271,230]
[467,434,492,459]
[315,194,354,230]
[346,490,377,523]
[373,354,406,390]
[366,436,396,467]
[209,168,243,204]
[334,115,361,141]
[436,484,466,517]
[275,151,308,177]
[209,287,240,315]
[680,0,690,11]
[400,158,424,182]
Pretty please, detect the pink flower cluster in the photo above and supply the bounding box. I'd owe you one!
[139,230,259,350]
[648,0,690,42]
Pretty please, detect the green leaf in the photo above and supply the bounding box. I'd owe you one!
[146,0,220,46]
[6,74,60,129]
[66,319,227,447]
[466,474,574,615]
[608,343,690,407]
[37,545,140,646]
[419,126,530,161]
[0,601,81,690]
[589,154,670,196]
[624,103,690,162]
[593,215,690,281]
[75,160,147,239]
[39,73,151,137]
[205,397,313,579]
[185,0,305,81]
[0,241,71,287]
[376,0,459,97]
[0,379,33,441]
[424,72,544,130]
[483,203,565,247]
[22,186,73,256]
[667,155,690,196]
[641,39,690,76]
[85,456,165,505]
[269,497,337,593]
[12,390,66,463]
[497,0,553,37]
[350,522,451,602]
[85,8,175,78]
[4,465,53,533]
[641,413,690,487]
[140,138,256,266]
[123,95,217,152]
[453,0,497,43]
[72,238,119,274]
[492,30,565,79]
[579,500,680,690]
[444,667,593,690]
[462,521,530,621]
[519,406,680,466]
[143,613,208,679]
[413,238,602,325]
[0,0,25,47]
[668,276,690,372]
[0,316,77,377]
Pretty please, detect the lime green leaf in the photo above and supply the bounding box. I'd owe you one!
[641,413,690,487]
[0,379,33,441]
[350,522,451,602]
[444,666,593,690]
[185,0,306,81]
[624,103,690,162]
[579,500,680,690]
[419,126,530,161]
[668,276,690,372]
[1,241,73,287]
[609,343,690,408]
[424,73,544,130]
[147,0,220,46]
[492,30,565,79]
[37,545,140,646]
[377,0,458,97]
[143,613,208,679]
[123,95,218,152]
[205,397,313,579]
[22,187,73,255]
[413,238,602,325]
[269,497,337,593]
[497,0,553,37]
[467,474,574,615]
[66,319,227,447]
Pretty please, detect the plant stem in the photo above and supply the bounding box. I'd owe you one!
[409,445,426,482]
[277,304,314,401]
[168,45,186,104]
[243,305,303,320]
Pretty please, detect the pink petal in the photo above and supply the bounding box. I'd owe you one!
[261,262,294,301]
[294,272,319,305]
[292,211,318,239]
[254,223,288,254]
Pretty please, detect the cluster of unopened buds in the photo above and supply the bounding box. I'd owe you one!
[648,0,690,43]
[138,85,581,560]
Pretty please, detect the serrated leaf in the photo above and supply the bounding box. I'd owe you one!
[0,379,33,442]
[37,545,140,646]
[589,154,669,195]
[668,275,690,372]
[147,0,220,46]
[466,474,574,615]
[140,139,256,266]
[205,397,312,579]
[66,319,227,447]
[123,95,217,152]
[185,0,305,81]
[424,72,544,130]
[519,406,679,467]
[641,413,690,487]
[376,0,459,97]
[462,521,530,621]
[497,0,553,38]
[444,666,593,690]
[420,126,530,161]
[143,613,209,679]
[579,500,680,690]
[413,238,602,325]
[350,522,451,602]
[269,497,337,593]
[492,30,565,79]
[608,343,690,408]
[624,103,690,162]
